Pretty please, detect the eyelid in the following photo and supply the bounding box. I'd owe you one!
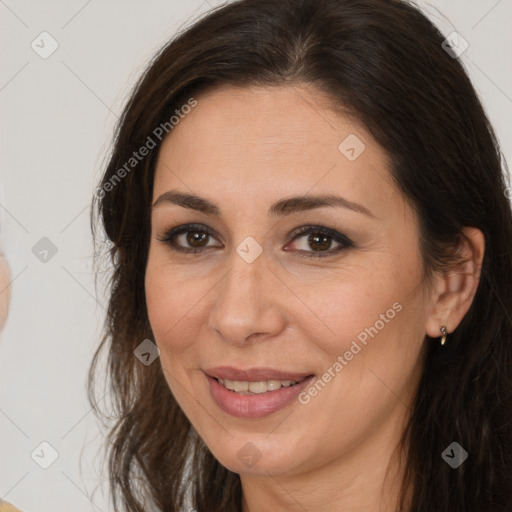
[288,224,353,245]
[157,223,223,250]
[285,225,354,258]
[157,223,353,257]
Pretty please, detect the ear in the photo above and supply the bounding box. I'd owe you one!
[424,227,485,340]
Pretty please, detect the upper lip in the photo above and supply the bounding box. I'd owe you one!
[204,366,313,382]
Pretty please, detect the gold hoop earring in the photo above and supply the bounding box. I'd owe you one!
[440,326,447,346]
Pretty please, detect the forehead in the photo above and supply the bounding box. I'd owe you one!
[153,84,402,219]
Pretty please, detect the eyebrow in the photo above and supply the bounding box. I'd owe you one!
[152,190,375,218]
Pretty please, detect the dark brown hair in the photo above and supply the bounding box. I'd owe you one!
[89,0,512,511]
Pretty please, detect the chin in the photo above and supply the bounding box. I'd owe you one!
[202,429,308,477]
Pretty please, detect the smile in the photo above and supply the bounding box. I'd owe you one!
[216,377,302,394]
[204,368,315,418]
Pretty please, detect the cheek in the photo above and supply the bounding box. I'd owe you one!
[289,279,425,465]
[144,259,207,411]
[293,261,416,353]
[312,263,425,399]
[144,255,214,364]
[296,250,427,405]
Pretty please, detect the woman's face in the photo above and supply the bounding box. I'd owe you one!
[145,85,434,477]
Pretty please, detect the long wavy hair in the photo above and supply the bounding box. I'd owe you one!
[89,0,512,510]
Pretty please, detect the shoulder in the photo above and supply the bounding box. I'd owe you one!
[0,502,23,512]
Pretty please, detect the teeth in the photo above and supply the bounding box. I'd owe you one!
[266,380,282,391]
[218,378,299,394]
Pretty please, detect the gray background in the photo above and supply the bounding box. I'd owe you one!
[0,1,511,511]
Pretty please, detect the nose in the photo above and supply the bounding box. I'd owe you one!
[207,247,287,346]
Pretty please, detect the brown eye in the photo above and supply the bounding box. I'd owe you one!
[158,223,222,253]
[307,232,333,251]
[186,230,209,247]
[286,225,354,259]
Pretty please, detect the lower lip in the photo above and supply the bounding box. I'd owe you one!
[206,375,314,418]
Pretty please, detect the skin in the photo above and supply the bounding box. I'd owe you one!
[0,254,10,330]
[145,84,484,512]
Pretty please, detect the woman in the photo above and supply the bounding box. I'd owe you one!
[89,0,512,511]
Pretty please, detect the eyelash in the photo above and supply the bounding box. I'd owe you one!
[157,223,354,259]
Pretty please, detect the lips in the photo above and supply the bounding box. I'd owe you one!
[204,366,315,418]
